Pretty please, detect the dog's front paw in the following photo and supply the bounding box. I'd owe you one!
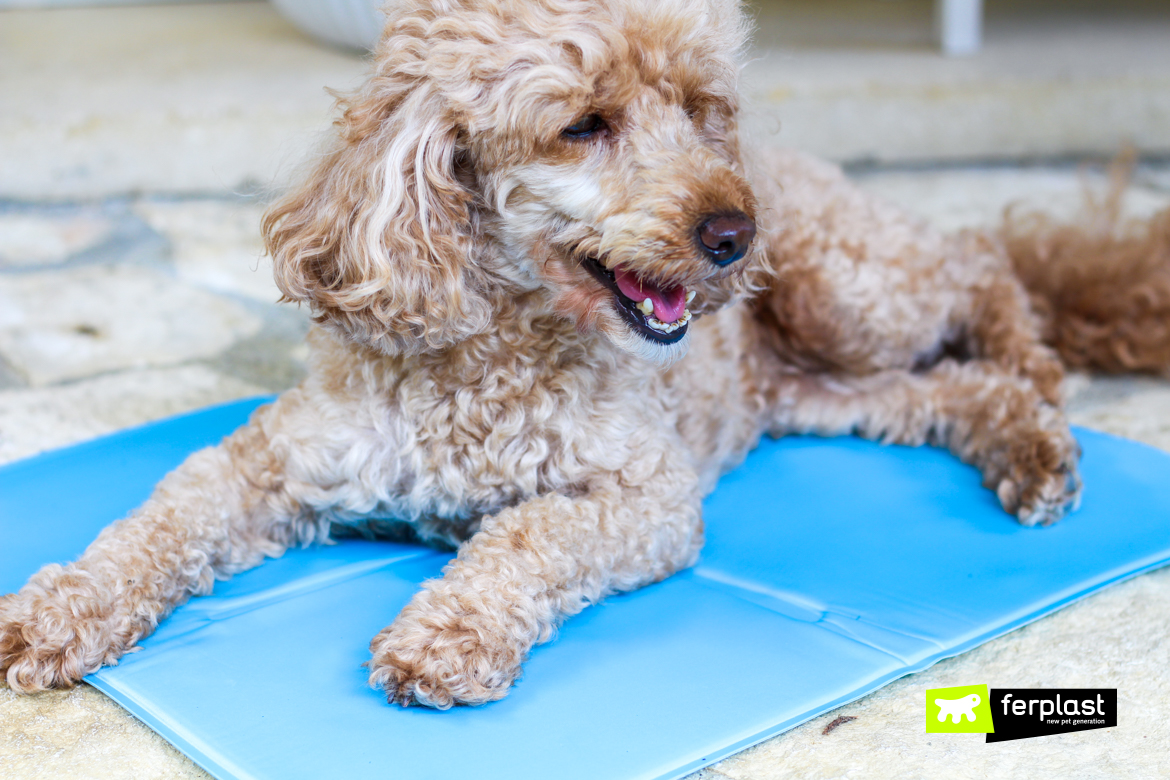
[367,586,526,709]
[1,566,132,692]
[993,427,1083,527]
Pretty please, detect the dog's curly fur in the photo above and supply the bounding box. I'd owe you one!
[4,0,1170,708]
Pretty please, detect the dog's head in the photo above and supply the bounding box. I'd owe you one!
[265,0,758,363]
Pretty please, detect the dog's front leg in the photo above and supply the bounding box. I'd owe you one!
[0,399,314,692]
[368,477,703,708]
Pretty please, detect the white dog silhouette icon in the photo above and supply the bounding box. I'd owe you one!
[935,693,981,723]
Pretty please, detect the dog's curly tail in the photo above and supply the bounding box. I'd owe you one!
[1001,162,1170,374]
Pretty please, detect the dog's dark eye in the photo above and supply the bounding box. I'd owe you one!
[562,114,606,139]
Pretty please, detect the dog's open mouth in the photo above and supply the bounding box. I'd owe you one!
[582,257,693,344]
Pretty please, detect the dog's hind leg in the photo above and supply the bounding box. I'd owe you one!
[942,231,1067,406]
[765,360,1081,526]
[0,397,318,692]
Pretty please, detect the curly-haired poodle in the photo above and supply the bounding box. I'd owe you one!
[4,0,1170,708]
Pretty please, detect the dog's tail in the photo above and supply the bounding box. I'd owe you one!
[1001,162,1170,374]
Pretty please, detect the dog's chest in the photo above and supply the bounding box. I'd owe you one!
[311,342,660,532]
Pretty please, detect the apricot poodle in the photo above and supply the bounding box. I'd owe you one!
[4,0,1170,708]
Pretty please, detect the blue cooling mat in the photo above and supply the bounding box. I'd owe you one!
[3,397,1170,780]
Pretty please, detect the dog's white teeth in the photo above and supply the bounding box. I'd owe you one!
[644,312,692,334]
[685,290,696,304]
[638,298,655,316]
[643,306,693,334]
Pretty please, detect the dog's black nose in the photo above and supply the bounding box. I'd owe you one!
[697,212,756,266]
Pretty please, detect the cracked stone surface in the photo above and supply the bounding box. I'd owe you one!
[0,264,264,386]
[0,211,116,270]
[1,169,1168,780]
[133,199,281,304]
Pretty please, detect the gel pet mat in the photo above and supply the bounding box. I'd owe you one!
[3,397,1169,780]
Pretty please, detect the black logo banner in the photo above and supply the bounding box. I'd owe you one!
[986,689,1117,743]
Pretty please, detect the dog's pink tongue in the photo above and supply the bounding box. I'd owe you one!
[614,268,687,323]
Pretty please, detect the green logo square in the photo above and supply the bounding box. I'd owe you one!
[926,684,995,733]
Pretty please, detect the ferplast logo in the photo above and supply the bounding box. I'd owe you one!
[926,686,1117,741]
[925,684,995,734]
[985,689,1117,743]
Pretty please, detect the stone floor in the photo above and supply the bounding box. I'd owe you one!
[2,164,1169,779]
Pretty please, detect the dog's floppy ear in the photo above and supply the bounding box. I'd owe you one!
[263,48,494,356]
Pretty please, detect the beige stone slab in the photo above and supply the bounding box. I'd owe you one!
[0,364,264,464]
[743,0,1170,164]
[0,264,263,386]
[0,211,115,269]
[133,199,281,304]
[0,2,366,199]
[855,167,1170,233]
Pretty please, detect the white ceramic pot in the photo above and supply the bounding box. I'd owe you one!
[269,0,383,51]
